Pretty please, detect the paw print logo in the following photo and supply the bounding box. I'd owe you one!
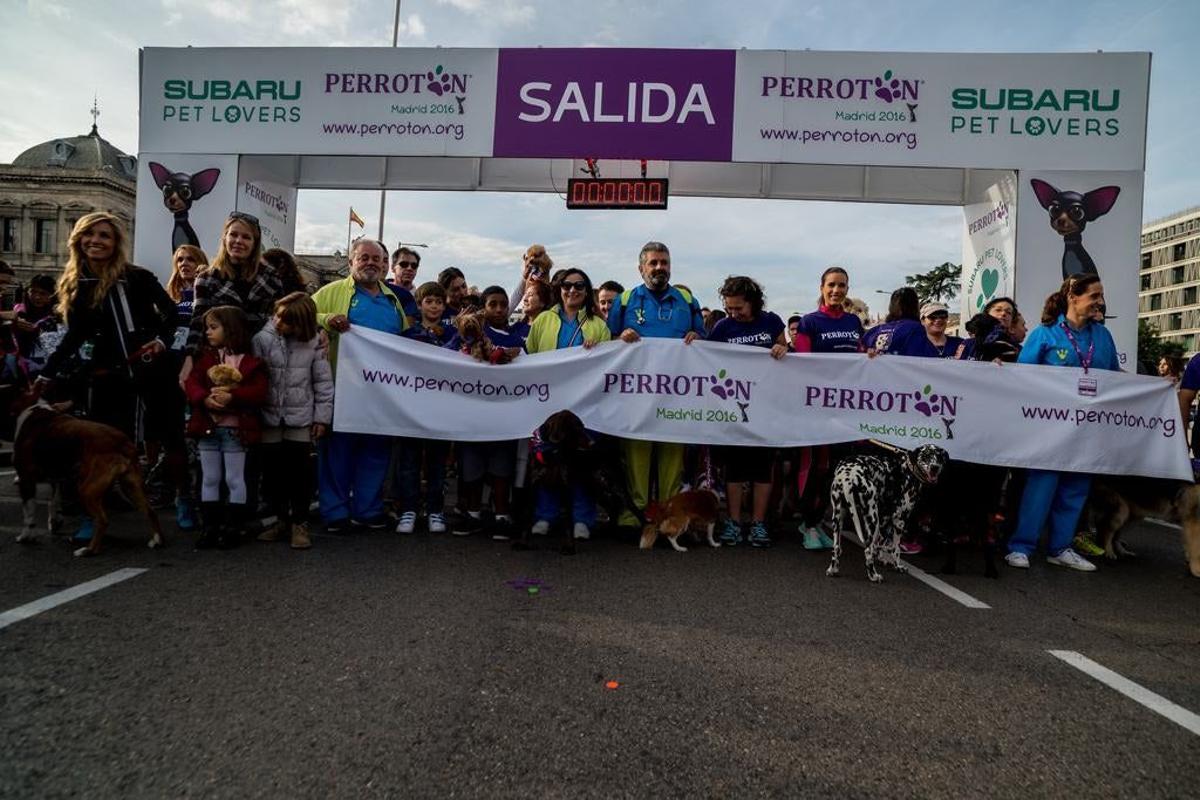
[912,384,947,418]
[873,70,902,103]
[425,65,453,96]
[710,368,735,399]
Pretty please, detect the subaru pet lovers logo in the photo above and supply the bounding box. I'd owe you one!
[602,367,754,425]
[804,382,960,441]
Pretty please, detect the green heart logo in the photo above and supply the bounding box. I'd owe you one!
[980,268,999,299]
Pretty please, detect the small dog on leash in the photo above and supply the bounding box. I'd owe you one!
[3,384,164,557]
[827,444,948,582]
[1084,477,1200,577]
[640,489,721,552]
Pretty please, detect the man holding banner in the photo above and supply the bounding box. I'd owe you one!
[606,241,706,528]
[314,239,407,532]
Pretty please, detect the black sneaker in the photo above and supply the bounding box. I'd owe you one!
[355,516,390,531]
[490,516,515,541]
[325,518,350,534]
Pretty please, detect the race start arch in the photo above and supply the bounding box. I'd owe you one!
[134,47,1150,364]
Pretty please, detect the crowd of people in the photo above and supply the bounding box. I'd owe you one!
[0,209,1190,572]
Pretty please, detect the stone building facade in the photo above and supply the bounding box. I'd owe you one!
[0,124,136,287]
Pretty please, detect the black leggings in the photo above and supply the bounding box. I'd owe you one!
[262,441,315,523]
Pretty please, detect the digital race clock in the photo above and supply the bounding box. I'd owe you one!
[566,178,669,210]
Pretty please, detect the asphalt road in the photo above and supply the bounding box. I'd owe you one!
[1,491,1198,798]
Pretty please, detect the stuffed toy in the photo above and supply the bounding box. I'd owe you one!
[454,311,513,364]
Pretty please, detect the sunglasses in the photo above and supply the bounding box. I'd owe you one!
[561,280,588,292]
[925,312,949,320]
[227,211,260,228]
[396,261,419,269]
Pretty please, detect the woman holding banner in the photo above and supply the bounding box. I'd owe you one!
[790,267,864,551]
[526,268,610,540]
[1005,273,1120,572]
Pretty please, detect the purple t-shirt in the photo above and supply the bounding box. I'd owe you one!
[798,309,863,353]
[708,312,785,349]
[864,319,938,357]
[1182,354,1200,391]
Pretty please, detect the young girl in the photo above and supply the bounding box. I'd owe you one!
[252,292,333,550]
[185,305,269,549]
[395,282,456,534]
[707,276,789,548]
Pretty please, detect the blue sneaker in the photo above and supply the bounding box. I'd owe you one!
[175,498,198,531]
[815,528,836,549]
[72,516,95,544]
[748,520,772,548]
[718,518,743,546]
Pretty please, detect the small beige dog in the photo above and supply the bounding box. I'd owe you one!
[639,490,721,552]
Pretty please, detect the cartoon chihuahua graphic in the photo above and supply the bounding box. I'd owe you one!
[1030,179,1120,280]
[148,163,221,254]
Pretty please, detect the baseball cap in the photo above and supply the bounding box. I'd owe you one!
[920,302,949,319]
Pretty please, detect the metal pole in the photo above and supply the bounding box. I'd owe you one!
[379,0,402,243]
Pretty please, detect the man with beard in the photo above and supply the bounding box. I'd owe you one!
[606,241,705,529]
[313,238,407,531]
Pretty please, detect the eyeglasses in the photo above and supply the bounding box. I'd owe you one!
[561,280,587,292]
[227,211,260,228]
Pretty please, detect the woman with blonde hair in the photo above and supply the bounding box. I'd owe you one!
[180,212,284,383]
[166,244,206,350]
[38,212,190,540]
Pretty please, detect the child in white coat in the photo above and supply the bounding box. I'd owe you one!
[252,292,334,549]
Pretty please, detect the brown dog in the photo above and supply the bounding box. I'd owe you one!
[1085,477,1200,577]
[7,387,164,557]
[640,490,721,552]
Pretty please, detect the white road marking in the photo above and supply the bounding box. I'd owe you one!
[0,568,148,631]
[838,532,991,609]
[1049,650,1200,736]
[900,561,992,609]
[1146,517,1181,530]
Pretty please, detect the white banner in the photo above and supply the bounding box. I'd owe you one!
[732,50,1149,170]
[1015,169,1143,369]
[139,47,499,156]
[334,330,1189,481]
[961,172,1017,320]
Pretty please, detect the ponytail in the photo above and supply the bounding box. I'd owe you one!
[1040,273,1100,325]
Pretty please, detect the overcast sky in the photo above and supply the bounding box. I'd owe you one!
[2,0,1194,315]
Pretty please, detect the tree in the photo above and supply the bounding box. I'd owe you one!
[1137,318,1185,371]
[905,262,962,304]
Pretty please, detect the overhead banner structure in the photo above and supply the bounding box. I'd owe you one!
[334,331,1189,481]
[140,48,1150,170]
[135,46,1151,372]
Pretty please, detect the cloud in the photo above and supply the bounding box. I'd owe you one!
[437,0,536,25]
[27,0,69,19]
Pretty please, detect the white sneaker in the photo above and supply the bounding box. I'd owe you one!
[395,511,417,534]
[427,513,447,534]
[1047,548,1097,572]
[1005,551,1030,569]
[573,522,591,540]
[531,520,550,536]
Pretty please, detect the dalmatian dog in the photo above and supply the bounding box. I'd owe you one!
[827,444,949,583]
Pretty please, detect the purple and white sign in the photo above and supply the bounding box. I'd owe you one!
[492,48,736,161]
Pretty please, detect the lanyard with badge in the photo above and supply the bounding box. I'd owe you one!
[1060,322,1097,396]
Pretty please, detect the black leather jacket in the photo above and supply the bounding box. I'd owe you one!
[42,265,176,380]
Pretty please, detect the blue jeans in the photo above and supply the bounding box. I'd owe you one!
[1008,469,1091,557]
[318,431,392,523]
[396,437,449,515]
[535,486,597,527]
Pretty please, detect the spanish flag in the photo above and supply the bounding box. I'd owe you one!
[349,207,365,228]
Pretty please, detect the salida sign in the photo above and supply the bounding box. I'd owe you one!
[492,48,736,160]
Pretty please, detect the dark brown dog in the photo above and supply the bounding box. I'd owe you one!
[6,386,164,557]
[1085,477,1200,577]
